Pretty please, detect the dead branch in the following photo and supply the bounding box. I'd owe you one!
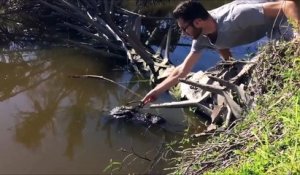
[70,74,143,98]
[179,78,225,94]
[150,100,212,116]
[64,39,125,60]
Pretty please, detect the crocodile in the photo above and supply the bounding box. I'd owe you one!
[109,105,166,127]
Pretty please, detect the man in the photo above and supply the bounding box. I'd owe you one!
[142,0,299,105]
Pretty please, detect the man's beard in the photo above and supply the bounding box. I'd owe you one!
[192,27,203,39]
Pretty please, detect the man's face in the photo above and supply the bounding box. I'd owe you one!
[177,18,203,39]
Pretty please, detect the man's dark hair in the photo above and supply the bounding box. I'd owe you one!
[172,0,210,21]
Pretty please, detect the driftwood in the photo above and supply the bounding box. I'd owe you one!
[150,56,260,133]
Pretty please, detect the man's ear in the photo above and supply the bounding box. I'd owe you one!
[193,18,203,27]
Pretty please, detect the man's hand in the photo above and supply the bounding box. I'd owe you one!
[141,89,158,105]
[218,48,232,61]
[142,51,201,106]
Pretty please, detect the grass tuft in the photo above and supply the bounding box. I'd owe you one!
[170,39,300,174]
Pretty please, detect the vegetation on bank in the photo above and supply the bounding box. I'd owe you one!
[215,40,300,175]
[170,39,300,174]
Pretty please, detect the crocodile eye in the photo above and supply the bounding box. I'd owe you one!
[145,113,151,119]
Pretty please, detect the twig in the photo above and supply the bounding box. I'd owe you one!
[119,147,151,162]
[70,74,143,98]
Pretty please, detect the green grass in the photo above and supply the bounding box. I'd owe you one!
[207,43,300,174]
[170,40,300,175]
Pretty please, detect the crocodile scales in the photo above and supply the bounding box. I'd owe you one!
[109,106,166,127]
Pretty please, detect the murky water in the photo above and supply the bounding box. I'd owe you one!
[0,45,205,174]
[0,0,268,174]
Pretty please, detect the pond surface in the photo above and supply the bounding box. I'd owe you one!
[0,0,267,174]
[0,45,206,174]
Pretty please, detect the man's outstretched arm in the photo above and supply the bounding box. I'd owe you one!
[142,51,201,105]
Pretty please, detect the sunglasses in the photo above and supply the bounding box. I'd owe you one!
[179,21,193,34]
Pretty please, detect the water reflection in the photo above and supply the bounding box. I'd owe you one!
[64,103,86,160]
[15,85,69,149]
[0,52,49,101]
[0,44,187,174]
